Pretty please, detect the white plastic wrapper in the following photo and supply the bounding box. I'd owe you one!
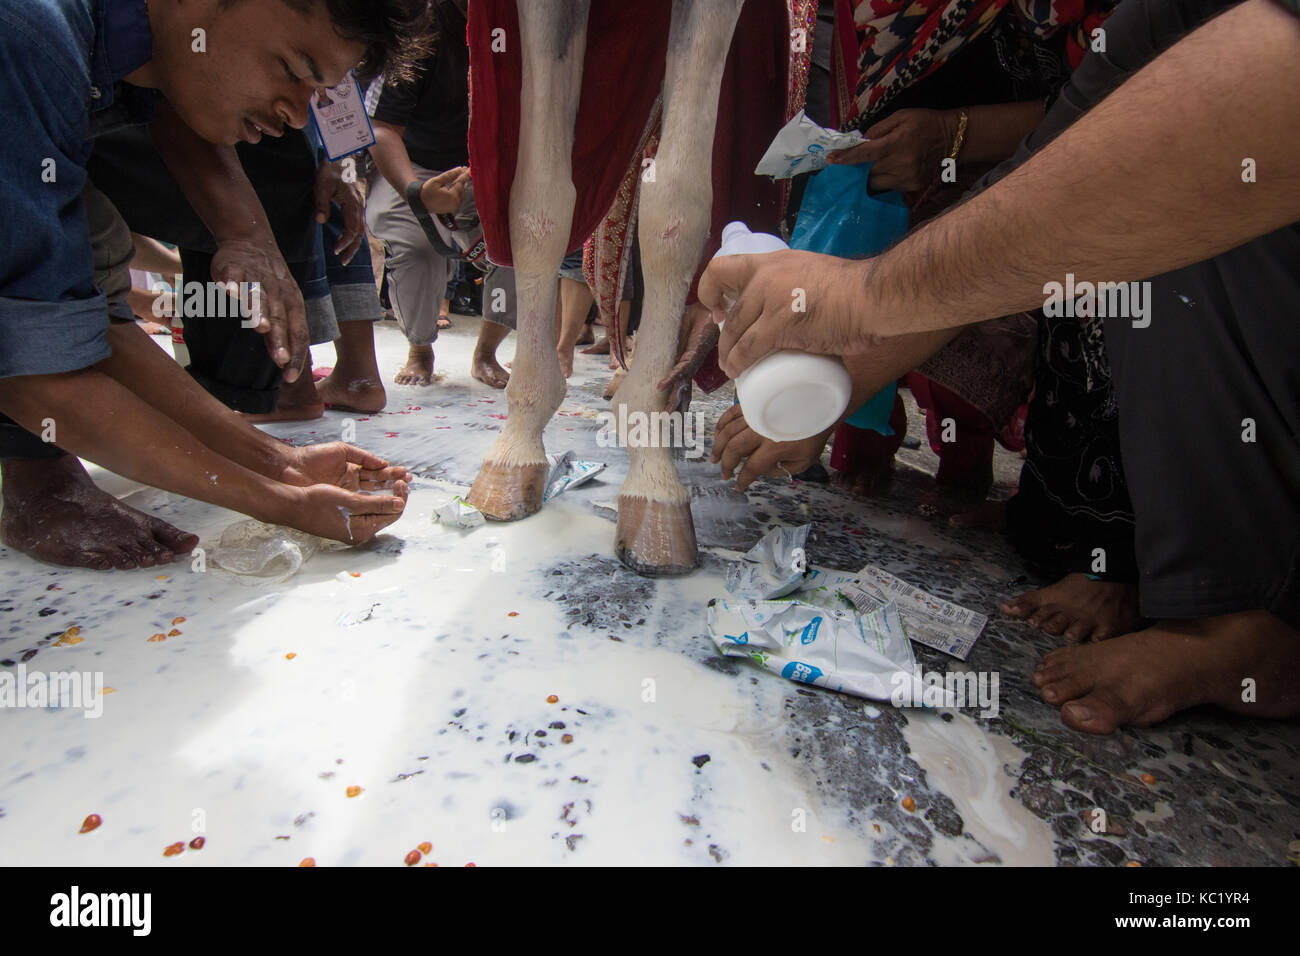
[543,451,606,502]
[433,495,485,529]
[754,109,867,179]
[795,564,859,608]
[725,524,810,599]
[841,565,988,660]
[208,520,343,584]
[706,596,921,702]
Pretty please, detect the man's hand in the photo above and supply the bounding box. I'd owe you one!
[210,239,309,382]
[280,442,411,492]
[711,404,831,491]
[657,302,719,409]
[827,108,956,192]
[698,249,871,378]
[420,167,471,215]
[315,160,365,264]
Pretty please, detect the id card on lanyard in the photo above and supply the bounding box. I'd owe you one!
[309,72,376,161]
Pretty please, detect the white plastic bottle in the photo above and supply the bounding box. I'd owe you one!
[712,222,852,443]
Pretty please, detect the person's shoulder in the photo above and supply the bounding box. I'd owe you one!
[0,0,94,94]
[0,0,93,52]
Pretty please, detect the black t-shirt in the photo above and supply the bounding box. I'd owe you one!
[372,0,469,172]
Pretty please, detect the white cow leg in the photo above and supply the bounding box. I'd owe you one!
[614,0,745,575]
[466,0,589,520]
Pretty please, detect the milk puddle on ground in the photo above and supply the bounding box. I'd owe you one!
[0,322,1049,866]
[901,710,1054,865]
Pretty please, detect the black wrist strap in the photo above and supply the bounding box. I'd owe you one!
[405,178,462,259]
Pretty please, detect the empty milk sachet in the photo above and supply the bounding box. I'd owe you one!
[726,523,811,599]
[707,597,929,704]
[754,109,866,179]
[433,495,486,529]
[208,519,345,584]
[543,450,606,502]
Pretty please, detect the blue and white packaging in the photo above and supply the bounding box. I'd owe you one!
[706,596,919,703]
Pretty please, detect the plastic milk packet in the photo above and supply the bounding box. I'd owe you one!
[433,495,486,529]
[726,524,811,599]
[543,450,607,502]
[754,109,867,179]
[706,597,923,702]
[209,520,342,584]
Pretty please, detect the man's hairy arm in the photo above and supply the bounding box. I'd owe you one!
[867,0,1300,337]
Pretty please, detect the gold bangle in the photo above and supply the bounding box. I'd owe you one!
[947,110,969,164]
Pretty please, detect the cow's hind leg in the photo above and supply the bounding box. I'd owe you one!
[614,0,745,574]
[466,0,590,520]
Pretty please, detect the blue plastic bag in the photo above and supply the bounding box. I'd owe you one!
[790,163,910,433]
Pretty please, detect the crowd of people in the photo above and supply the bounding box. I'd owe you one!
[0,0,1296,737]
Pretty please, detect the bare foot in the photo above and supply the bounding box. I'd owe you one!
[576,324,596,346]
[394,345,435,387]
[316,371,387,413]
[135,319,169,336]
[297,481,410,544]
[1002,572,1141,643]
[472,353,510,389]
[603,367,626,401]
[243,371,324,423]
[1032,610,1300,734]
[580,336,610,355]
[437,314,452,331]
[0,457,199,570]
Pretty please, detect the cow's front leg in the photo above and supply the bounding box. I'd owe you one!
[467,0,590,520]
[614,0,745,574]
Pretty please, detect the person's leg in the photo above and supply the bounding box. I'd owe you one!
[830,392,906,496]
[316,204,386,412]
[1035,228,1300,733]
[556,275,593,378]
[365,168,449,387]
[473,266,515,390]
[0,184,198,571]
[1001,312,1142,642]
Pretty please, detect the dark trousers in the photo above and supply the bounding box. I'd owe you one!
[177,250,311,415]
[1105,229,1300,628]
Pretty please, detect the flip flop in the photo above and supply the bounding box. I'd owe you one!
[437,314,453,330]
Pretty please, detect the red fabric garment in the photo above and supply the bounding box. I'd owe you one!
[466,0,795,284]
[467,2,672,267]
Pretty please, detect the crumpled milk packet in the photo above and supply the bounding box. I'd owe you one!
[725,523,810,599]
[433,495,486,529]
[543,450,606,502]
[208,519,345,584]
[754,109,867,179]
[706,596,923,703]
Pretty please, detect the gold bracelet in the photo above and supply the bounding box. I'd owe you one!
[947,110,969,164]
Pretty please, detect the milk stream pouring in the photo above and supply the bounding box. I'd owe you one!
[713,222,852,443]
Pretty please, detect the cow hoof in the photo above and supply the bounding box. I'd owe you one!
[615,496,698,576]
[466,460,548,521]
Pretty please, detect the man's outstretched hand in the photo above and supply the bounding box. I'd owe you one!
[210,239,309,383]
[698,249,872,379]
[711,404,831,492]
[281,442,411,493]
